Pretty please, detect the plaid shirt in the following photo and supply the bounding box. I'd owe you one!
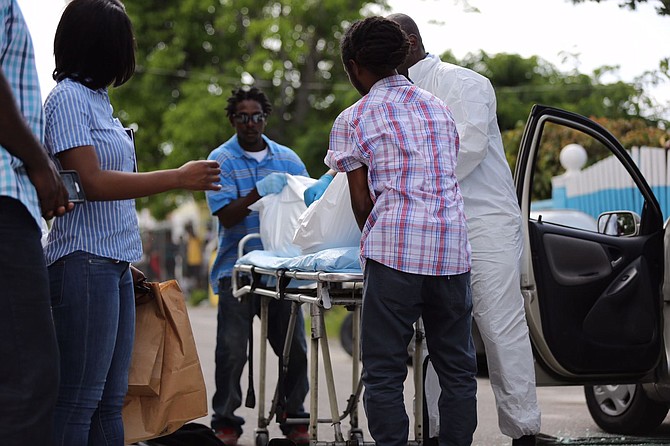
[0,0,43,227]
[325,75,470,276]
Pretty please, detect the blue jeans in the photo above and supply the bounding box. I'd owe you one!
[361,260,477,446]
[211,277,309,434]
[0,197,59,445]
[49,251,135,446]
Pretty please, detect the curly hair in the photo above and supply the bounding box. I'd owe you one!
[225,86,273,118]
[340,16,410,77]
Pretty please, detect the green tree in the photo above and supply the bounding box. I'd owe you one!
[450,51,662,131]
[570,0,670,112]
[438,50,670,199]
[112,0,385,218]
[571,0,670,16]
[110,0,667,219]
[501,115,668,200]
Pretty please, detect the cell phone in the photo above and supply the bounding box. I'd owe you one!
[59,170,86,203]
[125,128,138,172]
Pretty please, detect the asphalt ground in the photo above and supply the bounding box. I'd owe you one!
[178,303,670,446]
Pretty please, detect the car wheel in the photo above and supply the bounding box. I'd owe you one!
[584,384,669,434]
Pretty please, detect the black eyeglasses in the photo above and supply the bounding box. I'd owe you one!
[233,112,267,124]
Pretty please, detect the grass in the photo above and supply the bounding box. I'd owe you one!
[188,288,210,307]
[313,304,350,339]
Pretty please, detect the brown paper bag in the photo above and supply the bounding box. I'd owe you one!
[122,280,208,444]
[127,281,165,396]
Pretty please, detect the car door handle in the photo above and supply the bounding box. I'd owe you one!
[611,256,623,268]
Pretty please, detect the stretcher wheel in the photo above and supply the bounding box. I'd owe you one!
[255,431,269,446]
[348,429,364,445]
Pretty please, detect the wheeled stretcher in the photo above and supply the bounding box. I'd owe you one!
[231,234,425,446]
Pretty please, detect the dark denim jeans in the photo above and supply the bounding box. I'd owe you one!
[49,250,134,446]
[361,260,477,446]
[211,277,309,434]
[0,197,59,445]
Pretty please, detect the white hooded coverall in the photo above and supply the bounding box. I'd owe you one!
[412,54,541,438]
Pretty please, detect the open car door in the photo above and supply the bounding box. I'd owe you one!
[515,105,665,385]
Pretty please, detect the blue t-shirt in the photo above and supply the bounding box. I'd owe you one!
[206,134,308,293]
[43,79,142,264]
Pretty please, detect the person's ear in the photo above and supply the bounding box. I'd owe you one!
[343,59,353,75]
[407,34,419,53]
[348,59,361,78]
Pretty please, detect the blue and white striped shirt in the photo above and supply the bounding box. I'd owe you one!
[206,134,308,293]
[43,78,142,265]
[0,0,43,228]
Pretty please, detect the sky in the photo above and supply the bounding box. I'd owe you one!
[15,0,670,119]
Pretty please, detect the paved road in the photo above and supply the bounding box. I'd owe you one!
[185,303,670,446]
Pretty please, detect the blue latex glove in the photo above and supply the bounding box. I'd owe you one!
[256,172,288,196]
[303,173,334,206]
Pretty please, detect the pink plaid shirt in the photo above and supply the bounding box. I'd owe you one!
[325,75,471,276]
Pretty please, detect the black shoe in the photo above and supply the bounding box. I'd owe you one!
[512,434,536,446]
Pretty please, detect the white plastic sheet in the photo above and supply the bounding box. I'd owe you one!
[292,173,361,254]
[248,174,316,257]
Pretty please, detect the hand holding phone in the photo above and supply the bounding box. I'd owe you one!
[59,170,86,203]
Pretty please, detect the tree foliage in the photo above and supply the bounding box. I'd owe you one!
[109,0,669,218]
[112,0,384,218]
[502,115,669,201]
[449,50,665,130]
[570,0,670,105]
[571,0,670,16]
[441,49,670,185]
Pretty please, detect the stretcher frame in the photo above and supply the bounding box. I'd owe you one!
[231,234,425,446]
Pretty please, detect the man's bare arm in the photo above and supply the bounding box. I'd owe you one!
[0,68,71,218]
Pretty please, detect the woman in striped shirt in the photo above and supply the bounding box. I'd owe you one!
[43,1,221,445]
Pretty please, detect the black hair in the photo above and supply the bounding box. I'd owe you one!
[52,0,135,90]
[225,87,273,118]
[340,16,410,77]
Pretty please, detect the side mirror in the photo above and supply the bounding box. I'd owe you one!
[597,211,640,237]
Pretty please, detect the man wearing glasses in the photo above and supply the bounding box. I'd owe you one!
[206,87,311,445]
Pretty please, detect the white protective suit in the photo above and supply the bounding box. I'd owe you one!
[411,54,541,438]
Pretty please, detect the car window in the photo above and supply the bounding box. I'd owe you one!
[529,121,644,233]
[529,209,597,231]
